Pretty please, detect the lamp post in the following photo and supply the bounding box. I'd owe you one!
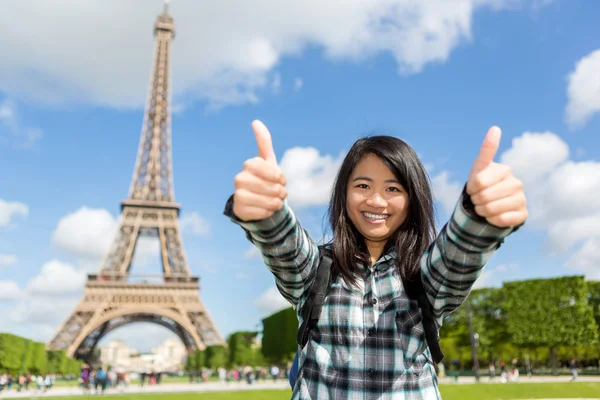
[465,297,480,382]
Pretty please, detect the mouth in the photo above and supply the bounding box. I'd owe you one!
[361,211,390,224]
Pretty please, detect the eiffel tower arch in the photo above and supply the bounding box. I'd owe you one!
[47,2,224,360]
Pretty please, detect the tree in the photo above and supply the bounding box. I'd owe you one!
[0,334,29,374]
[29,342,48,374]
[47,350,67,374]
[503,276,598,374]
[587,281,600,330]
[205,345,228,369]
[261,307,297,363]
[227,331,263,367]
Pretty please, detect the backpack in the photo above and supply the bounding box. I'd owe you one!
[289,245,444,389]
[96,369,107,381]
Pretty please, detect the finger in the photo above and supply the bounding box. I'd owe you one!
[234,171,287,199]
[470,126,502,177]
[487,209,528,228]
[470,176,523,205]
[233,205,276,222]
[252,120,277,165]
[467,163,512,194]
[474,193,527,218]
[243,157,286,185]
[235,188,283,211]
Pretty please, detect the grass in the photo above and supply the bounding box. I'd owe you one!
[42,382,600,400]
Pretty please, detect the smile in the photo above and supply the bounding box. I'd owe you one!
[361,212,390,222]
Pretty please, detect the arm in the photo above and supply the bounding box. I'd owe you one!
[420,186,520,328]
[223,195,320,308]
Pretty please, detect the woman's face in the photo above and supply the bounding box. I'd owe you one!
[346,154,409,247]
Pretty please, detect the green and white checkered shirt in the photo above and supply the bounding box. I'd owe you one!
[225,190,516,400]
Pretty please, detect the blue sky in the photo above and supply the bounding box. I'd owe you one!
[0,0,599,352]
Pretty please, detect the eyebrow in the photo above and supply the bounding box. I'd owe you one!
[352,176,401,184]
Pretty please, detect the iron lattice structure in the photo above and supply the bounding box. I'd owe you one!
[47,3,224,360]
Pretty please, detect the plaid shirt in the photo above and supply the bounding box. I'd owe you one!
[225,190,517,400]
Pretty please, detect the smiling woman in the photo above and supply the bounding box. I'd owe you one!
[225,121,526,400]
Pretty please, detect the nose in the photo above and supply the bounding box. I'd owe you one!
[366,192,387,208]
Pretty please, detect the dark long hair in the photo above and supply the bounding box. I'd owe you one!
[326,135,436,286]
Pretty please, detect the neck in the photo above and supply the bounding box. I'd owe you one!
[366,240,386,265]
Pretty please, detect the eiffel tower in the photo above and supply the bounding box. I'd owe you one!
[47,2,224,359]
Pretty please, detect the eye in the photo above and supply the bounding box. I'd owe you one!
[388,187,402,192]
[356,183,370,189]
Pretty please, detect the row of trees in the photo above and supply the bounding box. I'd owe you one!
[252,275,600,372]
[0,333,82,376]
[439,276,598,373]
[185,332,265,371]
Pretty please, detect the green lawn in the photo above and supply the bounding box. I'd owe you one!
[46,382,600,400]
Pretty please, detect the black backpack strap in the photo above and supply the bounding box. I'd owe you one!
[405,276,445,364]
[297,246,333,348]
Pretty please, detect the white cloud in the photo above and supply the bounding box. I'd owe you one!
[499,131,600,277]
[0,99,43,148]
[496,263,517,272]
[294,78,304,92]
[254,286,290,316]
[26,259,86,297]
[0,0,521,110]
[280,147,345,208]
[51,207,161,273]
[9,295,80,326]
[0,199,29,226]
[180,211,210,235]
[236,272,249,280]
[566,238,600,279]
[565,49,600,129]
[430,170,463,215]
[500,131,569,187]
[52,207,118,260]
[473,263,518,289]
[244,245,262,260]
[472,268,496,290]
[0,254,18,266]
[0,281,22,300]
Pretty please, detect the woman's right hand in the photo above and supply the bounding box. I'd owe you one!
[233,120,288,221]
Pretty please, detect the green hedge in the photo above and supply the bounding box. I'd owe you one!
[0,333,81,376]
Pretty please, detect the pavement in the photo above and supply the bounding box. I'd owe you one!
[0,376,598,398]
[0,381,288,398]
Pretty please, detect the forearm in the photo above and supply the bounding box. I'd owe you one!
[223,195,320,307]
[420,187,519,326]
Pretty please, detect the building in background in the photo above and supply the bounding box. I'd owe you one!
[98,337,186,373]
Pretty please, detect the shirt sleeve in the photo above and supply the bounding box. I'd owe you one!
[420,185,521,328]
[223,195,321,309]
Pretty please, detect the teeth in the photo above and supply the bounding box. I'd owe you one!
[362,212,389,220]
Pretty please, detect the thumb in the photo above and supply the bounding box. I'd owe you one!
[252,120,277,164]
[470,126,501,175]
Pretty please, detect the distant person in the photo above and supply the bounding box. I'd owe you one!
[270,365,280,381]
[570,359,578,381]
[489,362,495,381]
[226,121,527,399]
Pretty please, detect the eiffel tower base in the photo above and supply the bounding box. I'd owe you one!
[48,275,221,360]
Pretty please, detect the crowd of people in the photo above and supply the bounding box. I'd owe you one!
[0,372,56,393]
[78,363,130,394]
[189,364,288,385]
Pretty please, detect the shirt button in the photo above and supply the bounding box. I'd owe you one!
[368,369,374,376]
[367,329,373,336]
[372,297,377,305]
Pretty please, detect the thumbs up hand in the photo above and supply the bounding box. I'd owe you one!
[466,126,528,228]
[233,120,288,221]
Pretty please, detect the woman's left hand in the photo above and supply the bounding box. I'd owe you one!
[466,126,528,228]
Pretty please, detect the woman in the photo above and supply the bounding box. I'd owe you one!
[225,120,527,399]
